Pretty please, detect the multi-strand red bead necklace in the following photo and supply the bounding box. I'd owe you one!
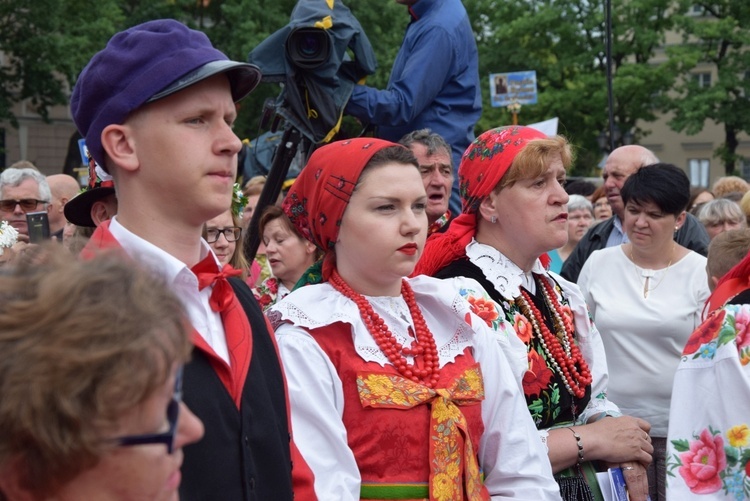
[330,270,440,388]
[515,275,592,399]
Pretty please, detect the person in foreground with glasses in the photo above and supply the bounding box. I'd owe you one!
[0,250,204,500]
[0,166,51,244]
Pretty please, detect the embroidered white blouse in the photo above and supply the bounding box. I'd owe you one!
[465,239,623,430]
[269,274,561,501]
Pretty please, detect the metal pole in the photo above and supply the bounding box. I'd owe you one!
[605,0,616,152]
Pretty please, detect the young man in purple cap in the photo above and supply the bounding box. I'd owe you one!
[70,19,315,501]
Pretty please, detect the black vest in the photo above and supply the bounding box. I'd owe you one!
[179,278,293,501]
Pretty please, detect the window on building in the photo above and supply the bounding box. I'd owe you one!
[688,158,710,187]
[688,5,705,16]
[741,159,750,182]
[693,72,711,88]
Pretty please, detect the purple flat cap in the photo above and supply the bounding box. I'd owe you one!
[71,19,261,171]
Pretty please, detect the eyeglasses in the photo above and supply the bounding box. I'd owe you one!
[114,366,183,454]
[205,227,242,243]
[0,199,48,212]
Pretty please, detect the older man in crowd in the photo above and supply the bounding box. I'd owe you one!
[45,174,81,240]
[399,128,454,233]
[561,145,710,282]
[0,167,50,243]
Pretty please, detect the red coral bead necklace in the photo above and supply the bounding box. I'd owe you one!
[515,275,592,399]
[330,269,440,388]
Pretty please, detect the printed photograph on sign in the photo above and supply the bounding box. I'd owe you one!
[490,71,538,107]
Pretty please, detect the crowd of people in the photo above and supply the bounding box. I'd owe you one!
[1,9,749,501]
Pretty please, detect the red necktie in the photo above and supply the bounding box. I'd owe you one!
[192,257,243,312]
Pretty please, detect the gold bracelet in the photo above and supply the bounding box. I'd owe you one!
[567,427,584,465]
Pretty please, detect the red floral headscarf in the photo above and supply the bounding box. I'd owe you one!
[414,126,547,277]
[283,137,403,279]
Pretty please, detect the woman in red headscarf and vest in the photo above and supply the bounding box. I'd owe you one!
[415,127,654,501]
[267,138,561,500]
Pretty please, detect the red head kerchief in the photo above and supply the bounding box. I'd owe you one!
[283,137,401,278]
[414,126,547,277]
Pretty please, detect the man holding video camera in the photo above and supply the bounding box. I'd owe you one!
[344,0,481,216]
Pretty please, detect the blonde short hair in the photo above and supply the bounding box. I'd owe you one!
[496,136,573,192]
[242,175,267,197]
[712,176,749,199]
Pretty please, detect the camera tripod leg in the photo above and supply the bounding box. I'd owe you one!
[244,126,304,263]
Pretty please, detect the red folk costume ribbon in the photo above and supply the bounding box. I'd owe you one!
[192,257,243,312]
[357,365,489,501]
[190,255,249,408]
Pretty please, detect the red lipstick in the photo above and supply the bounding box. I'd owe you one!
[398,243,418,255]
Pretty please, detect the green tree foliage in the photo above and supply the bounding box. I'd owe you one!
[666,1,750,175]
[6,0,743,177]
[0,0,122,125]
[467,0,678,176]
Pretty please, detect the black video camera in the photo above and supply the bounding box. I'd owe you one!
[286,27,331,71]
[247,0,377,144]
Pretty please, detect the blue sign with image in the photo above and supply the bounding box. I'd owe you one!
[490,71,538,107]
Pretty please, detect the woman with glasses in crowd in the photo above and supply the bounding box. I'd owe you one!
[548,194,594,274]
[202,185,261,285]
[416,126,653,501]
[0,251,203,500]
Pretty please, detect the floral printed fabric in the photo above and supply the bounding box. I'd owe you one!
[461,242,621,427]
[458,126,546,214]
[666,304,750,500]
[253,277,279,311]
[357,365,489,501]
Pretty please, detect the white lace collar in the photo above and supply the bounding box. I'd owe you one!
[269,276,474,368]
[465,239,546,300]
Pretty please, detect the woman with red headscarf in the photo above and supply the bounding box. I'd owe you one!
[268,138,561,500]
[415,127,654,501]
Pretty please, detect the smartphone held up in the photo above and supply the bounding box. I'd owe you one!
[26,211,50,244]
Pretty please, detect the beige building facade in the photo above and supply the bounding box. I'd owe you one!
[1,100,81,180]
[638,15,750,188]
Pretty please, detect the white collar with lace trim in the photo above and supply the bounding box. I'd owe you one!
[465,239,547,301]
[269,275,475,368]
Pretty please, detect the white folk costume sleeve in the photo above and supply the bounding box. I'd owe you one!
[665,304,750,500]
[412,276,562,500]
[274,321,361,500]
[465,301,562,499]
